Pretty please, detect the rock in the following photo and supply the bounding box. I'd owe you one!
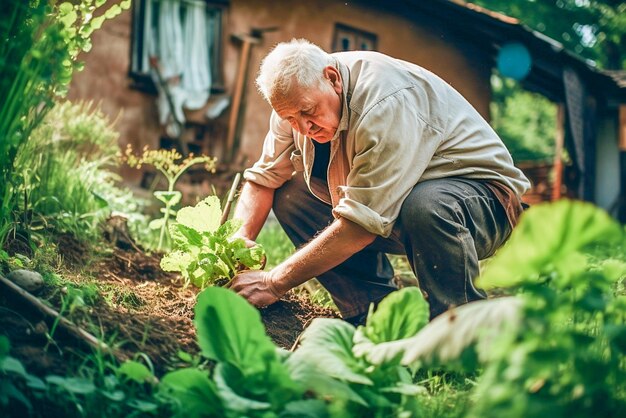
[7,269,44,293]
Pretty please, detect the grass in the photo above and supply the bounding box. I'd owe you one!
[414,370,476,418]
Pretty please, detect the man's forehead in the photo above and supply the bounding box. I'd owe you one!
[272,93,312,114]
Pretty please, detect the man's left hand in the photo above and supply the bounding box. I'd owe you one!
[228,270,284,308]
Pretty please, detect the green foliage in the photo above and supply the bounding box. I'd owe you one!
[353,296,523,371]
[0,0,131,247]
[362,287,429,344]
[9,101,122,244]
[161,287,302,417]
[469,200,626,418]
[490,76,557,162]
[123,146,217,251]
[477,199,623,289]
[0,334,173,418]
[159,368,223,418]
[472,0,626,69]
[160,287,427,417]
[160,196,265,287]
[288,314,425,416]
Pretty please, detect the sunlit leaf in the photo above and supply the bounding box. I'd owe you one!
[362,287,429,344]
[194,287,276,369]
[289,318,372,386]
[477,200,623,290]
[117,360,154,383]
[176,196,221,233]
[353,297,522,369]
[154,190,182,206]
[161,250,195,272]
[148,217,165,230]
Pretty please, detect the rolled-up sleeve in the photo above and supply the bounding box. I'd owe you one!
[244,111,296,189]
[332,89,443,237]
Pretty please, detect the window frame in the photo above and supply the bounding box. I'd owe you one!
[332,23,378,52]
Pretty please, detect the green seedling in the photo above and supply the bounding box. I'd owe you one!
[123,146,217,251]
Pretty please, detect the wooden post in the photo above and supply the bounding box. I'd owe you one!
[220,172,242,225]
[225,35,260,163]
[619,105,626,151]
[552,103,565,201]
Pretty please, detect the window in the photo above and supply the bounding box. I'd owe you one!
[129,0,226,93]
[332,23,377,52]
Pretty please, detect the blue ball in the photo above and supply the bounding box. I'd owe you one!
[497,42,532,80]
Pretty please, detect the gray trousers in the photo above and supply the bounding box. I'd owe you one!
[272,174,512,322]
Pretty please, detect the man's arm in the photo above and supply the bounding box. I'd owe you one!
[229,216,376,307]
[232,180,274,244]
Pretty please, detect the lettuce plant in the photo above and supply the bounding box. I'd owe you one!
[160,286,429,417]
[351,200,626,417]
[160,196,265,288]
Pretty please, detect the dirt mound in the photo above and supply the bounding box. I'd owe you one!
[1,243,338,377]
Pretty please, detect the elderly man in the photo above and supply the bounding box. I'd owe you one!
[229,39,529,323]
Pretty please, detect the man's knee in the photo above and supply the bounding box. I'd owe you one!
[399,180,462,234]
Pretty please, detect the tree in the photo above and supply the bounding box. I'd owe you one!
[472,0,626,70]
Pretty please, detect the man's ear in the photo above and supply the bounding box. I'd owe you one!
[323,66,342,94]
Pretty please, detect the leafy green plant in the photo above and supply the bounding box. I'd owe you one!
[160,196,265,288]
[160,287,302,417]
[0,335,45,415]
[123,146,217,251]
[158,286,431,418]
[346,200,626,417]
[10,101,122,245]
[1,334,175,418]
[469,200,626,418]
[0,0,131,247]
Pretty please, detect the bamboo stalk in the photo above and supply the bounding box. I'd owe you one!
[0,274,126,362]
[220,172,242,225]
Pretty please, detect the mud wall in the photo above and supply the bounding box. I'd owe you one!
[69,0,492,183]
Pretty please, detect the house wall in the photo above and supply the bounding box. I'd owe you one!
[68,0,493,185]
[227,0,493,167]
[68,9,161,184]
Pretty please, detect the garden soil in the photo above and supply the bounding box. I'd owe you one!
[0,236,338,377]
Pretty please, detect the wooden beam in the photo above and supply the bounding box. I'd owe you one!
[0,274,126,362]
[552,104,565,200]
[620,105,626,151]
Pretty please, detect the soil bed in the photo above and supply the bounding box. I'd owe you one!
[1,239,338,377]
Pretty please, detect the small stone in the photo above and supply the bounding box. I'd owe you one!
[6,269,44,293]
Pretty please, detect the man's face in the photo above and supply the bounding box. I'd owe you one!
[270,66,343,143]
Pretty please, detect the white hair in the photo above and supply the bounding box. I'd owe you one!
[255,38,334,102]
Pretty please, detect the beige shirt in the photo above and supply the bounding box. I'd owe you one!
[245,51,530,237]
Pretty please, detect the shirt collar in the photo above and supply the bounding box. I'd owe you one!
[330,57,350,142]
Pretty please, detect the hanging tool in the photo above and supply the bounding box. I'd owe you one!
[225,27,278,163]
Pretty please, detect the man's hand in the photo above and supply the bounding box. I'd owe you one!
[228,270,284,308]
